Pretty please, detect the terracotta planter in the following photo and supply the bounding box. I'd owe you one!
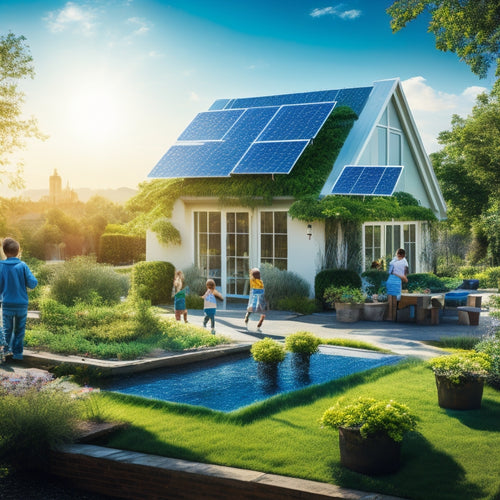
[338,427,401,475]
[335,303,363,323]
[435,374,484,410]
[363,302,388,321]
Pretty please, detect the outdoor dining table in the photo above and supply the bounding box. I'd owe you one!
[398,293,444,325]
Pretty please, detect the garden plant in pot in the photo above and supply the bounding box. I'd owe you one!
[284,331,321,378]
[251,337,286,386]
[320,396,417,475]
[428,352,492,410]
[323,285,365,323]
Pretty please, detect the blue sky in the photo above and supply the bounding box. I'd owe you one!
[0,0,494,193]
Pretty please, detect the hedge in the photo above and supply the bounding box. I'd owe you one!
[314,269,362,306]
[98,234,146,265]
[131,261,175,305]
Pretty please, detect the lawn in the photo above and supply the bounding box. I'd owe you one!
[92,359,500,500]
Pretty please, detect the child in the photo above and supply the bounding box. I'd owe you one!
[244,268,267,333]
[386,248,409,321]
[0,238,38,360]
[173,270,189,323]
[202,279,223,334]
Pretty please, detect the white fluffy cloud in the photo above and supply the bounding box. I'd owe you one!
[44,1,97,35]
[401,76,488,153]
[310,5,361,20]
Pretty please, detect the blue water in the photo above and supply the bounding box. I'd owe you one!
[107,346,402,412]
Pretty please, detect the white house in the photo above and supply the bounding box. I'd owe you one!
[146,78,446,299]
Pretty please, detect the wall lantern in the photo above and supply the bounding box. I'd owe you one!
[306,224,312,240]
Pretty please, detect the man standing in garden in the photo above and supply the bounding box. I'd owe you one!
[0,238,38,361]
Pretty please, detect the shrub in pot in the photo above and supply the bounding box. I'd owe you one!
[285,331,321,371]
[428,352,492,410]
[320,396,417,475]
[323,286,365,323]
[251,338,286,379]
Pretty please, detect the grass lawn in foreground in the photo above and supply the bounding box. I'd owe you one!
[94,360,500,500]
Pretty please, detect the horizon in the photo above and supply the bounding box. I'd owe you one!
[1,0,495,196]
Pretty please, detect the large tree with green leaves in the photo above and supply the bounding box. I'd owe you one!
[388,0,500,78]
[431,81,500,264]
[0,32,44,188]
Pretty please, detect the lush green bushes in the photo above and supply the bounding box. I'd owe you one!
[361,269,389,294]
[261,264,310,309]
[48,257,129,306]
[406,273,448,293]
[315,269,361,307]
[476,336,500,389]
[131,260,175,305]
[98,233,145,265]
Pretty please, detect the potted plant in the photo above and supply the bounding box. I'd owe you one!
[320,397,417,475]
[285,331,321,375]
[323,286,365,323]
[251,337,286,382]
[428,352,492,410]
[363,295,388,321]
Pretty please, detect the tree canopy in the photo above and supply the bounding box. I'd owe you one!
[0,32,44,188]
[388,0,500,78]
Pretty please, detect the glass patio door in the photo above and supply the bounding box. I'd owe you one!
[226,212,249,296]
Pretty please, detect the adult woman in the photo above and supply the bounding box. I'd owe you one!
[386,248,409,321]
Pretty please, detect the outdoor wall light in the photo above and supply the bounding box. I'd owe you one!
[306,224,312,240]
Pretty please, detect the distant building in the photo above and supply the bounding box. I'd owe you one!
[48,169,78,204]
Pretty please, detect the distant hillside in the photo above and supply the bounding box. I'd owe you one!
[22,187,138,204]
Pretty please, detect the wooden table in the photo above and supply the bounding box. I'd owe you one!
[398,293,444,325]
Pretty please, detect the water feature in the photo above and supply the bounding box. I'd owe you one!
[106,346,403,412]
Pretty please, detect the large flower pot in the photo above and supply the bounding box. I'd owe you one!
[435,374,484,410]
[363,302,388,321]
[335,303,363,323]
[338,427,401,475]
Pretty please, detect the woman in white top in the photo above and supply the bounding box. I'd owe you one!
[386,248,409,321]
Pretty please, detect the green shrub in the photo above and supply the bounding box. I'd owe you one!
[0,374,80,469]
[185,294,204,309]
[182,265,207,295]
[98,233,145,265]
[260,264,310,309]
[361,269,389,295]
[284,332,321,355]
[276,296,318,314]
[428,352,492,385]
[406,273,448,293]
[323,285,365,306]
[475,336,500,390]
[131,260,175,305]
[315,269,361,306]
[320,396,417,442]
[48,256,129,306]
[251,338,286,364]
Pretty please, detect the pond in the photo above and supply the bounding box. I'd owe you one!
[106,346,403,412]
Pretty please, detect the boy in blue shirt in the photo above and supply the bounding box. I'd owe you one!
[0,238,38,361]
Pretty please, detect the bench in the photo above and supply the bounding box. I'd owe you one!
[457,306,481,326]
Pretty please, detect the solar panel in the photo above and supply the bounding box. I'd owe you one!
[177,109,244,141]
[257,102,336,141]
[232,141,309,175]
[331,166,403,196]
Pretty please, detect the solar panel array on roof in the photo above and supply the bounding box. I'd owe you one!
[149,86,373,179]
[331,165,403,196]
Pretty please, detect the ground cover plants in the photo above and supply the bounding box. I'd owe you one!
[91,359,500,500]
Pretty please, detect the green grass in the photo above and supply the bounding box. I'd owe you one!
[320,337,391,352]
[92,359,500,500]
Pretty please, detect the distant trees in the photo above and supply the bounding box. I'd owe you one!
[388,0,500,78]
[0,33,45,188]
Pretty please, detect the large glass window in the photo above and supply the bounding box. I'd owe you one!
[226,212,249,295]
[364,225,381,267]
[194,211,221,287]
[404,223,416,272]
[261,211,287,270]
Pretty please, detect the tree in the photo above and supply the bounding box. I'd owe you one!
[387,0,500,78]
[0,33,44,188]
[431,82,500,264]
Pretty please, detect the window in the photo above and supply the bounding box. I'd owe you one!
[261,211,287,270]
[226,212,249,295]
[194,211,221,287]
[364,222,417,272]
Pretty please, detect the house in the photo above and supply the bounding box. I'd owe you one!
[146,78,446,299]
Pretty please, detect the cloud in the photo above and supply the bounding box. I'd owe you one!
[402,76,488,152]
[310,5,361,20]
[127,17,151,36]
[44,1,97,35]
[189,91,200,102]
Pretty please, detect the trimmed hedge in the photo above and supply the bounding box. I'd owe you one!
[361,269,389,294]
[98,234,146,265]
[131,261,175,305]
[406,273,448,293]
[314,269,362,306]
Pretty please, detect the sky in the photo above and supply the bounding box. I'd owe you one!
[0,0,495,195]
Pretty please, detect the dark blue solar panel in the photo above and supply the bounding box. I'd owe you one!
[331,166,403,196]
[228,90,340,109]
[258,102,335,141]
[335,87,372,116]
[209,99,231,111]
[232,141,309,175]
[178,109,244,141]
